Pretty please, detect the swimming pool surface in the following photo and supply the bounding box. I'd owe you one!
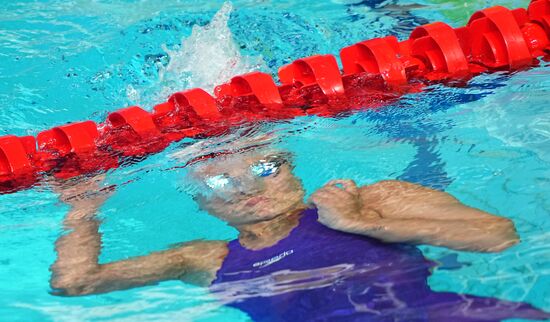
[1,0,549,321]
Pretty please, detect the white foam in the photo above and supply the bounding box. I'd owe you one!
[128,2,267,107]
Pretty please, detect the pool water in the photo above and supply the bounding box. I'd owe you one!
[1,0,549,321]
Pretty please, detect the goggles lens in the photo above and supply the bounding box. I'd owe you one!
[250,161,279,177]
[203,155,288,195]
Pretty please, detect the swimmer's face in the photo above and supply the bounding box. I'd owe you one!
[191,152,305,226]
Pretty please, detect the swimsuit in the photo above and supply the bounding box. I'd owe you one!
[211,209,548,322]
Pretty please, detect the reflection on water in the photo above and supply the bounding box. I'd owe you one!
[210,264,357,300]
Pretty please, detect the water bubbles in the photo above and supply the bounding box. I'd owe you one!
[126,84,140,103]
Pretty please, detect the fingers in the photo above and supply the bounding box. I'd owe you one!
[307,179,362,210]
[308,186,356,210]
[50,173,114,205]
[308,179,358,206]
[325,179,358,195]
[51,173,105,190]
[311,186,346,199]
[308,189,331,206]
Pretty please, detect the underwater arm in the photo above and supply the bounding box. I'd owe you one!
[49,175,107,294]
[50,176,227,296]
[310,179,519,252]
[50,203,103,295]
[340,214,518,252]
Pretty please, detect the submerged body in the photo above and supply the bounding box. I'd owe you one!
[214,209,545,321]
[49,151,549,321]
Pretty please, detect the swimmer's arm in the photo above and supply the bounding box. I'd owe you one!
[50,179,227,296]
[94,239,228,294]
[51,207,227,296]
[52,218,227,296]
[50,202,103,295]
[343,215,518,252]
[310,179,519,252]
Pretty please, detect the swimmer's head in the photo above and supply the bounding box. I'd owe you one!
[185,150,305,226]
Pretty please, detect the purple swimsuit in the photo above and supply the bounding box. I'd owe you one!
[211,209,548,322]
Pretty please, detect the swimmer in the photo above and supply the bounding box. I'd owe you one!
[49,150,549,321]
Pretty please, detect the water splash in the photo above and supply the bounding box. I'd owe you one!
[128,2,267,107]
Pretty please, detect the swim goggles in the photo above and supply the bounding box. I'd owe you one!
[203,154,288,195]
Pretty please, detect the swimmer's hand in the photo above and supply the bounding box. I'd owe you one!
[310,179,519,252]
[309,179,381,232]
[51,174,114,215]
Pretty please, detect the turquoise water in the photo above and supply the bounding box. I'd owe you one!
[1,0,549,321]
